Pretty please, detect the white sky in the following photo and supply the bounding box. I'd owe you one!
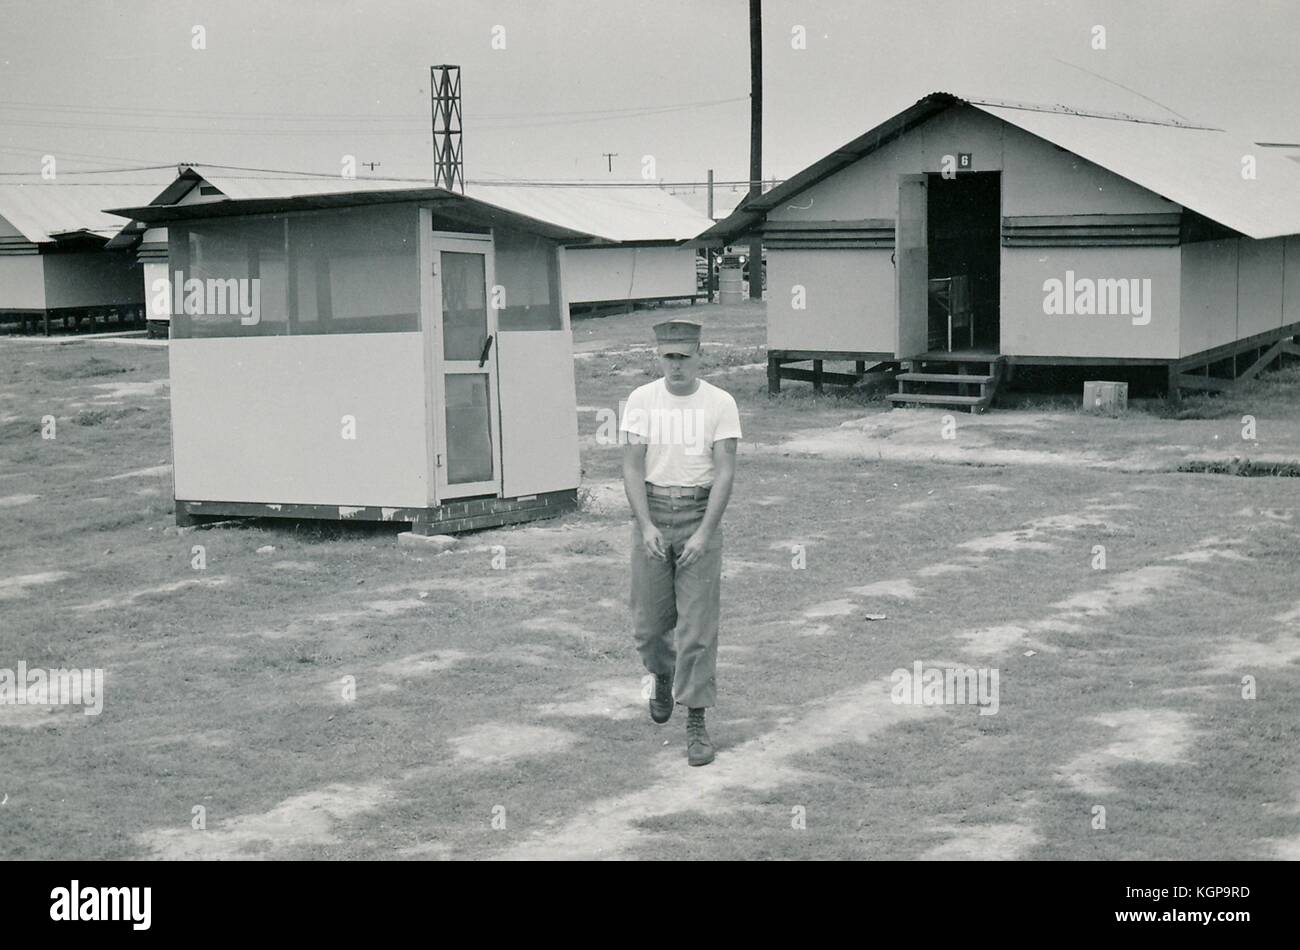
[1,0,1297,217]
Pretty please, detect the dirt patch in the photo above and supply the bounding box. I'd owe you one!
[1233,506,1295,522]
[448,723,578,765]
[1057,709,1198,795]
[1166,536,1251,563]
[958,530,1056,554]
[0,494,38,507]
[958,513,1116,555]
[137,782,394,859]
[1202,634,1300,673]
[1050,566,1187,616]
[921,821,1042,860]
[917,561,979,577]
[101,463,172,481]
[74,576,230,611]
[421,569,549,602]
[499,678,938,859]
[270,560,318,572]
[536,678,644,721]
[958,624,1033,657]
[780,411,1105,468]
[846,579,919,600]
[720,557,782,579]
[90,379,168,401]
[394,840,454,859]
[803,599,857,619]
[519,616,606,642]
[0,570,71,600]
[0,703,68,730]
[374,651,469,678]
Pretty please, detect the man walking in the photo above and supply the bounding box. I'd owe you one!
[620,319,741,766]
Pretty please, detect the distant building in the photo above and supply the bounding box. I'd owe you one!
[701,92,1300,409]
[0,182,157,334]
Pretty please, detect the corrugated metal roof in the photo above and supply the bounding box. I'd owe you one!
[106,185,597,244]
[701,92,1300,243]
[466,184,713,243]
[973,100,1300,240]
[0,177,163,244]
[134,166,713,244]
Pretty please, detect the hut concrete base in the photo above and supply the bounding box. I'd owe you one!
[174,489,580,533]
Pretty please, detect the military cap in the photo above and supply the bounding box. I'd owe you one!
[652,319,702,355]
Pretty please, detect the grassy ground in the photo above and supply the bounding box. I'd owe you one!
[2,305,1298,860]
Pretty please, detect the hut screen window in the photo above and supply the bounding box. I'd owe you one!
[493,228,562,331]
[169,218,289,338]
[289,206,419,334]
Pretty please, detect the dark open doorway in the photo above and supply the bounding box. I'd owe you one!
[925,171,1001,352]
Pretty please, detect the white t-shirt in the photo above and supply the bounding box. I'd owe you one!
[619,378,742,487]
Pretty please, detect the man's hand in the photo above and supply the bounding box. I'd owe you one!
[640,523,668,561]
[676,526,711,568]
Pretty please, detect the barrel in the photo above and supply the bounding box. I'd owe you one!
[719,265,743,304]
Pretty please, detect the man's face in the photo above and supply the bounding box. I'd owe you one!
[658,347,700,388]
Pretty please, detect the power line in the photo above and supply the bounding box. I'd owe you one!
[0,95,749,131]
[0,157,776,191]
[0,94,744,121]
[0,163,175,177]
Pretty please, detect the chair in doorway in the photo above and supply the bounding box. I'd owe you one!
[927,275,974,352]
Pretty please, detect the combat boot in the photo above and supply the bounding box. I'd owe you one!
[649,673,673,724]
[686,707,714,766]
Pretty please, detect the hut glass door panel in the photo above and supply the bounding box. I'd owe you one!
[433,238,501,500]
[895,174,929,358]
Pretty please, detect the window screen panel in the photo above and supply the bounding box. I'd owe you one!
[444,373,494,483]
[440,251,488,360]
[493,227,561,331]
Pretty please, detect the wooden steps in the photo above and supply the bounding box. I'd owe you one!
[896,372,995,384]
[886,392,983,407]
[888,353,1006,413]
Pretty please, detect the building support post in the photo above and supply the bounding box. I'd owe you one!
[747,0,763,300]
[706,168,717,303]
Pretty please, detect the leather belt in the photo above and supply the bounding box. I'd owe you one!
[646,482,711,499]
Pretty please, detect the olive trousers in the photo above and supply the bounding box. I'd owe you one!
[629,492,722,709]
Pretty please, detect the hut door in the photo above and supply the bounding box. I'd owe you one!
[432,235,502,500]
[895,174,929,358]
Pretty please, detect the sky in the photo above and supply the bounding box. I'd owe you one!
[1,0,1298,217]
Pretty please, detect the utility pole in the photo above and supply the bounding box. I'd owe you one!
[748,0,763,299]
[707,168,717,302]
[602,152,618,172]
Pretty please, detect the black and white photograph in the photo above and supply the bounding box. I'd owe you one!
[0,0,1296,905]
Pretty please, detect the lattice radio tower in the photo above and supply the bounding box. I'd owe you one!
[431,65,464,192]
